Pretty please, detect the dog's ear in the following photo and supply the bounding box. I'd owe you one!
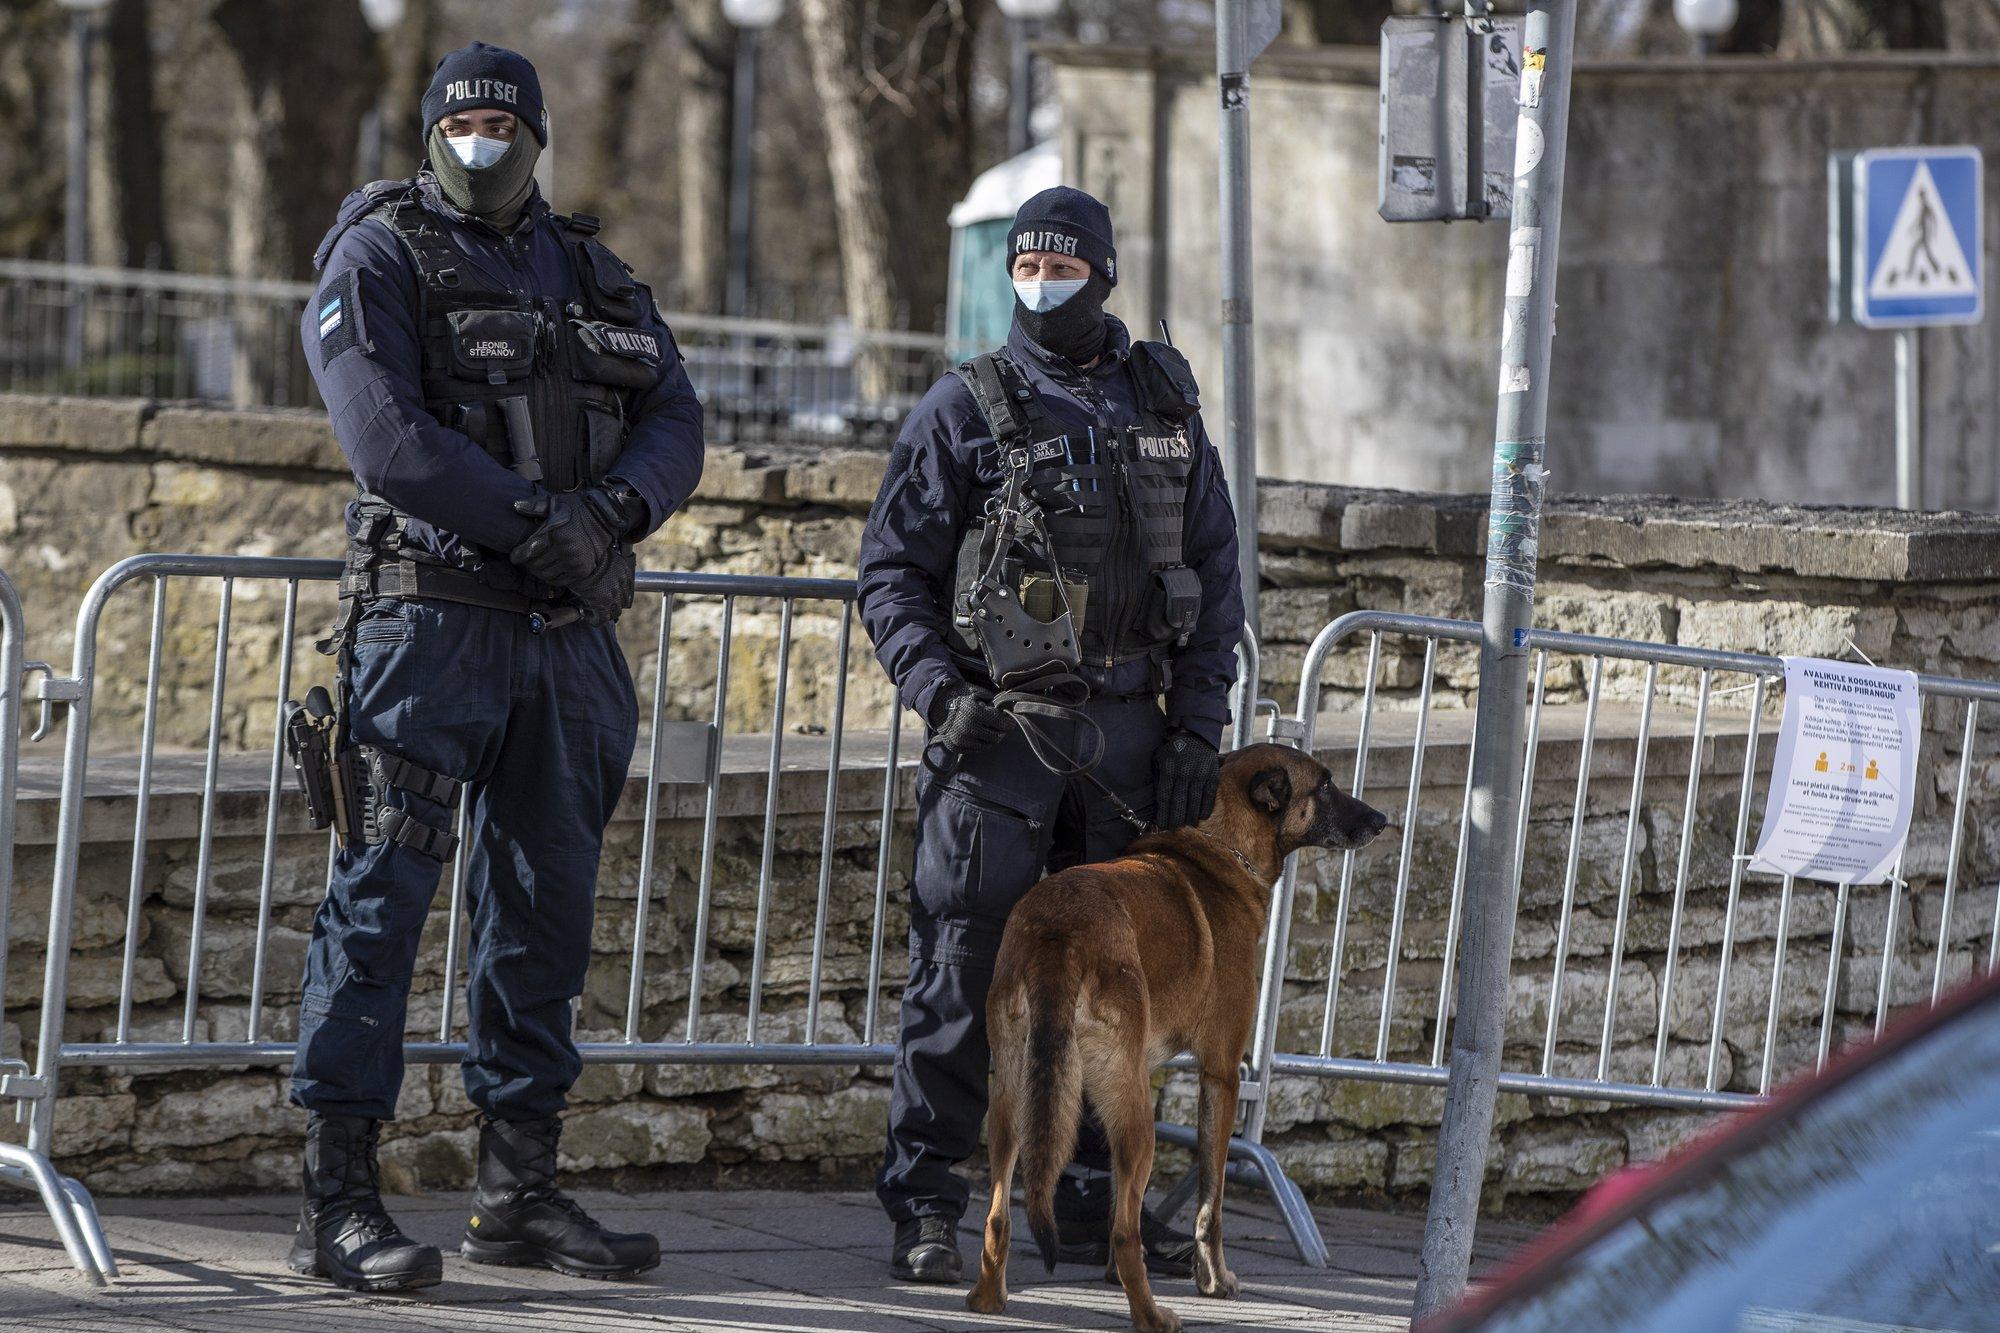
[1249,766,1291,816]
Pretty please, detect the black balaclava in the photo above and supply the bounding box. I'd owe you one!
[1014,269,1113,365]
[1007,186,1118,366]
[428,124,541,231]
[421,42,548,231]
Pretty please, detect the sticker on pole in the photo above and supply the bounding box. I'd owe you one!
[1749,657,1919,885]
[1851,146,1983,329]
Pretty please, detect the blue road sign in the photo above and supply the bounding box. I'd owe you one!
[1852,146,1983,329]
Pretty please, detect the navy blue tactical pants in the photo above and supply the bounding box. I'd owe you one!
[290,598,637,1122]
[876,694,1165,1224]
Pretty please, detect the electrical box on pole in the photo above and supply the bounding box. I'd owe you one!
[1379,11,1524,224]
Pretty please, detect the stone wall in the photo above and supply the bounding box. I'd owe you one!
[1048,46,2000,511]
[5,395,2000,1212]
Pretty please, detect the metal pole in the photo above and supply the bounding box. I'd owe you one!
[1895,327,1922,509]
[1411,0,1576,1318]
[1008,19,1036,157]
[724,26,761,319]
[64,6,94,370]
[1216,0,1260,635]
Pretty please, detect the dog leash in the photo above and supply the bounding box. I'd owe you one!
[925,675,1152,836]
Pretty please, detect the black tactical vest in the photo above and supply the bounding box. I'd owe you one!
[952,342,1205,671]
[372,186,660,502]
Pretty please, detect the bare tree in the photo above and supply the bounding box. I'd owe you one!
[0,1,66,257]
[89,0,172,268]
[376,0,439,183]
[211,0,381,280]
[801,0,976,346]
[801,0,900,353]
[670,0,734,314]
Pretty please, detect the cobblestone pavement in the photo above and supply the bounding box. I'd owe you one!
[0,1189,1538,1331]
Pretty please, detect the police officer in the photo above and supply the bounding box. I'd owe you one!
[288,42,703,1292]
[859,187,1244,1282]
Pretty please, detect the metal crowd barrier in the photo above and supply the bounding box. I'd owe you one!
[1261,611,2000,1121]
[13,553,1290,1278]
[0,571,115,1284]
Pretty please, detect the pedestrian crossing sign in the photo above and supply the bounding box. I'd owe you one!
[1852,146,1983,329]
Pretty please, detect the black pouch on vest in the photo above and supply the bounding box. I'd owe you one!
[1139,565,1203,646]
[577,239,643,323]
[570,320,662,390]
[444,309,536,382]
[1129,341,1200,423]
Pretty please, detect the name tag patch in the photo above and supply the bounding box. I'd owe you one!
[1031,436,1067,464]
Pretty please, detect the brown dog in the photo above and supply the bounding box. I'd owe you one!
[966,744,1388,1332]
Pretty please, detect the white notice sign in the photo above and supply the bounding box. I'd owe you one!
[1750,658,1919,885]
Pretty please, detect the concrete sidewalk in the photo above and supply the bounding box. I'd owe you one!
[0,1189,1537,1331]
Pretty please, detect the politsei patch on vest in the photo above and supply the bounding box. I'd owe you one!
[599,328,660,359]
[1135,434,1191,462]
[445,78,519,106]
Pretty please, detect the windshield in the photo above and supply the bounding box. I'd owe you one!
[1471,994,2000,1331]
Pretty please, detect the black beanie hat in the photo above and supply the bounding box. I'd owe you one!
[422,42,547,146]
[1006,186,1117,287]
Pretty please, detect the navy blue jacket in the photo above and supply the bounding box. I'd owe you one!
[302,175,704,586]
[858,317,1243,750]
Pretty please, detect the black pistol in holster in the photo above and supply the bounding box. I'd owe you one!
[283,685,464,860]
[283,686,370,842]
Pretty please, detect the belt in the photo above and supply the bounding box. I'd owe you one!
[341,560,554,619]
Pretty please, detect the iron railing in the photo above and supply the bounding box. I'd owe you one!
[0,259,953,445]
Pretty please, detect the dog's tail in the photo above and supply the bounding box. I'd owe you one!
[1017,936,1084,1275]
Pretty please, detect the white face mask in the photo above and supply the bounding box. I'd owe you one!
[446,133,511,170]
[1013,277,1088,313]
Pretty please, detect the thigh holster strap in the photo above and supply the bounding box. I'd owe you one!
[366,749,463,806]
[374,805,460,861]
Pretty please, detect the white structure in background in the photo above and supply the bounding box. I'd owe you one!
[945,140,1062,355]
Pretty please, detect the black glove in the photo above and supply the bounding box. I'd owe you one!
[567,545,635,627]
[930,682,1012,755]
[510,485,640,588]
[1152,729,1220,831]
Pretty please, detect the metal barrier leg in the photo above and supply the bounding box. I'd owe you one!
[1152,1121,1329,1268]
[59,1174,117,1280]
[0,1145,105,1284]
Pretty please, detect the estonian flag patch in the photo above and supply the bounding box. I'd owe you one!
[316,271,361,365]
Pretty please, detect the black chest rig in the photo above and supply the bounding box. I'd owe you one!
[375,187,662,501]
[950,342,1204,677]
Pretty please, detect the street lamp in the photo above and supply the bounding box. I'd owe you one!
[722,0,783,318]
[996,0,1061,158]
[1674,0,1738,55]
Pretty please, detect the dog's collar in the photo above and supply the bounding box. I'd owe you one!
[1189,828,1267,883]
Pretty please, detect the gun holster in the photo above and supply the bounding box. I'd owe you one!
[283,684,464,861]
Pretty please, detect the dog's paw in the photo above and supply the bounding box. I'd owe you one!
[1195,1268,1241,1300]
[1136,1307,1183,1333]
[966,1284,1007,1315]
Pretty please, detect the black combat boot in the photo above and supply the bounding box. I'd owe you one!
[1052,1171,1198,1277]
[460,1114,660,1279]
[890,1214,964,1283]
[287,1113,443,1292]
